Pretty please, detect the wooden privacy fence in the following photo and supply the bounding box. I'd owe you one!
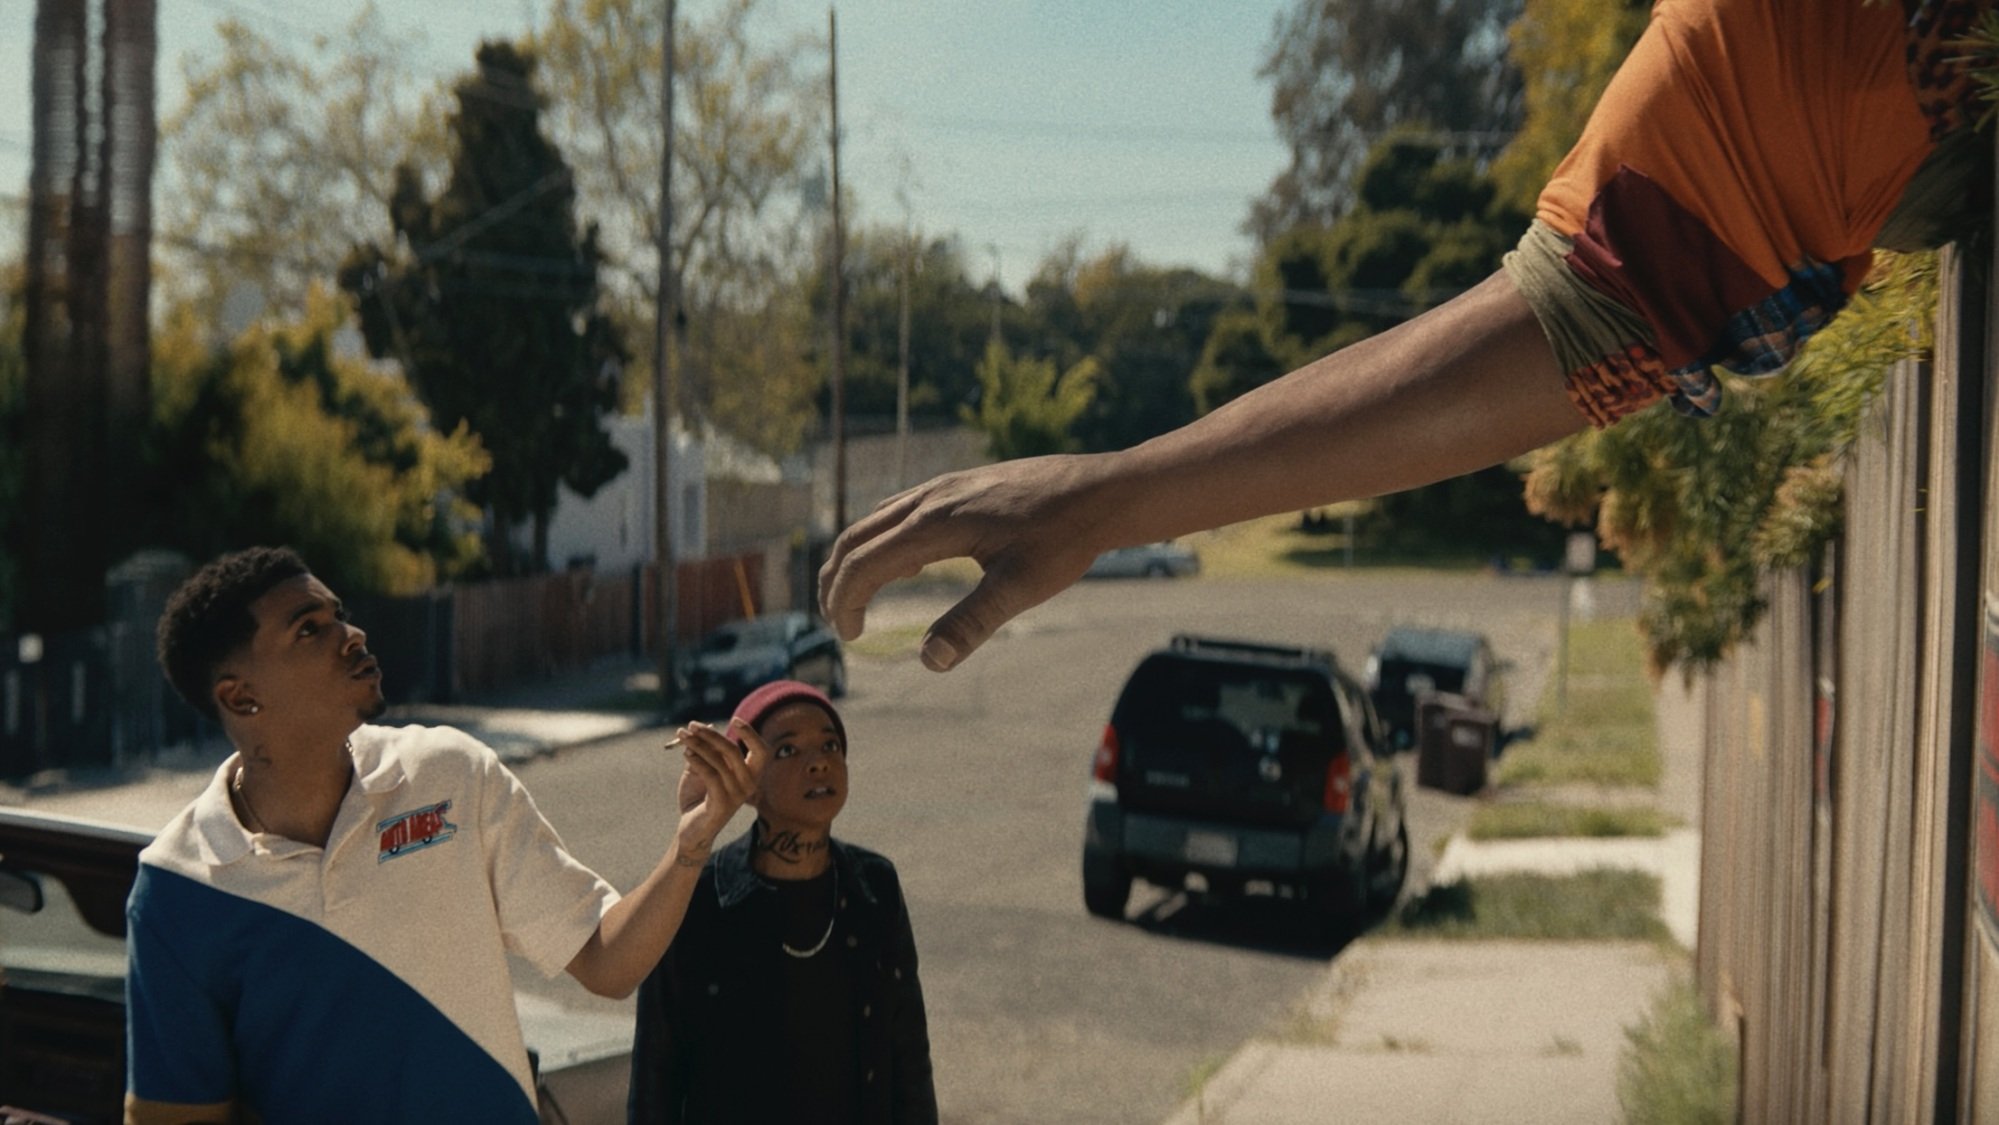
[452,568,640,697]
[1695,231,1991,1118]
[451,554,765,697]
[0,550,777,776]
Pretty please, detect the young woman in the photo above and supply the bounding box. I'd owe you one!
[628,680,938,1125]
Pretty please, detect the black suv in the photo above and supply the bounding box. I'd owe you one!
[1363,626,1510,751]
[1081,635,1409,936]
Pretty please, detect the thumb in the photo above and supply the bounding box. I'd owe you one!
[920,576,1019,672]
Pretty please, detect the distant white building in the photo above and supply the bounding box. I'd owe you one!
[540,400,704,574]
[539,399,812,573]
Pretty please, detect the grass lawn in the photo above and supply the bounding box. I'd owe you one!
[864,506,1576,591]
[1386,870,1672,943]
[1496,617,1660,788]
[1467,801,1669,840]
[1618,977,1738,1125]
[1188,508,1509,579]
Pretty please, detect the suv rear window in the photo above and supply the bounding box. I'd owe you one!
[1115,657,1342,755]
[1376,657,1468,701]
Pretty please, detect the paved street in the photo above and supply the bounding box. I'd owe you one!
[512,571,1635,1124]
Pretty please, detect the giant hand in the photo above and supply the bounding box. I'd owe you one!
[818,452,1117,672]
[818,273,1579,674]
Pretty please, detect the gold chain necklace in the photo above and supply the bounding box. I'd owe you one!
[231,740,352,837]
[232,766,270,834]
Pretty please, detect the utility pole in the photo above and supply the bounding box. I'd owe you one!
[827,6,849,533]
[896,225,912,492]
[986,242,1003,345]
[653,0,679,715]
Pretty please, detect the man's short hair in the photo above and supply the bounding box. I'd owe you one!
[157,547,311,722]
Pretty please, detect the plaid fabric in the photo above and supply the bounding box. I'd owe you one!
[1657,257,1849,418]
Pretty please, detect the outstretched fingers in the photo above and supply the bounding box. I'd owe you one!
[819,485,972,642]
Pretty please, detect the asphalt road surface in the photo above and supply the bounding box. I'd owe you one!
[514,570,1637,1124]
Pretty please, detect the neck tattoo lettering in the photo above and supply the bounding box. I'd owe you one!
[756,821,829,866]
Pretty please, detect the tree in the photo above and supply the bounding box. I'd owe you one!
[814,225,993,425]
[1249,0,1526,241]
[340,42,628,575]
[143,287,489,596]
[1190,308,1284,415]
[532,0,823,453]
[1204,128,1550,556]
[1022,243,1247,452]
[1488,0,1649,214]
[1242,130,1520,372]
[961,340,1099,461]
[158,7,446,318]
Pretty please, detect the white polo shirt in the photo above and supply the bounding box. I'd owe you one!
[126,723,619,1123]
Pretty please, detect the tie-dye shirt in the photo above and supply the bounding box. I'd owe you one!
[1505,0,1990,427]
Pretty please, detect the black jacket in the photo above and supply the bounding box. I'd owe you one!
[627,830,939,1125]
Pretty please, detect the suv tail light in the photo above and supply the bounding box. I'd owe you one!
[1091,724,1120,784]
[1322,751,1353,814]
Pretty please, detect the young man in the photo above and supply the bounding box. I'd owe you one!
[128,546,765,1124]
[628,680,937,1124]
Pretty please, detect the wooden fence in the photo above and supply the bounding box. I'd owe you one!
[1694,228,1993,1117]
[451,553,767,697]
[0,549,780,777]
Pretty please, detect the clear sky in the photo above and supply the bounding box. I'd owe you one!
[0,0,1292,294]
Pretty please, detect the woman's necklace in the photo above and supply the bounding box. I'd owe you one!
[781,866,838,959]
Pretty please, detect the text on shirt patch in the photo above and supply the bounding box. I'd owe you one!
[377,800,457,862]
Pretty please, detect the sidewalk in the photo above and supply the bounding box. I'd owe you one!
[1162,676,1705,1125]
[0,656,667,832]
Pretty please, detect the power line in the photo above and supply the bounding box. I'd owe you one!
[947,189,1253,213]
[903,115,1278,146]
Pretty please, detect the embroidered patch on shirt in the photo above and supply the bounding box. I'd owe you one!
[378,800,458,862]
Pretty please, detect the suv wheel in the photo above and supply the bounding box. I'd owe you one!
[1082,845,1132,920]
[1368,820,1410,910]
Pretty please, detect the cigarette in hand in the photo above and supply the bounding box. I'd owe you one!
[663,736,685,750]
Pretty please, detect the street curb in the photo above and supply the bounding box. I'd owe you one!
[1161,1041,1281,1125]
[381,709,669,767]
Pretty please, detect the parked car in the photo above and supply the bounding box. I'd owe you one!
[1363,626,1511,751]
[1081,634,1409,940]
[0,807,145,1122]
[1083,541,1201,579]
[679,610,847,715]
[0,807,627,1125]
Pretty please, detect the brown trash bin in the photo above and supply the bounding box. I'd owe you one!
[1415,691,1496,795]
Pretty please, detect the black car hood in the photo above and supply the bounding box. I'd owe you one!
[690,645,787,676]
